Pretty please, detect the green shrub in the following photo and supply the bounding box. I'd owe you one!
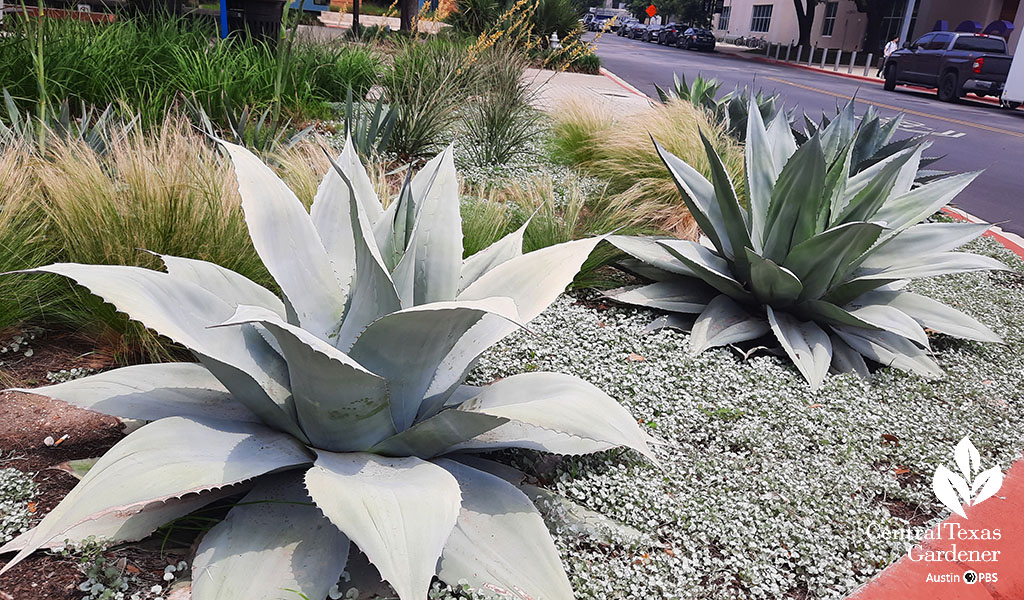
[382,38,477,158]
[447,0,501,35]
[0,14,380,128]
[532,0,581,44]
[463,45,538,166]
[571,52,601,74]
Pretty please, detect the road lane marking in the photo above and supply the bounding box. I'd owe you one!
[764,76,1024,138]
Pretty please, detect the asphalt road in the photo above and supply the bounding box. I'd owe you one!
[589,32,1024,237]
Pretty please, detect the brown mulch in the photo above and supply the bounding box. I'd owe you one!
[1,331,128,600]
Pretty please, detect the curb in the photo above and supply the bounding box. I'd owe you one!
[941,206,1024,260]
[718,50,1007,107]
[846,453,1024,599]
[599,67,653,100]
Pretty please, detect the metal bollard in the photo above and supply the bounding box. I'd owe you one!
[774,43,781,60]
[807,46,815,65]
[833,50,842,71]
[795,45,803,64]
[820,49,828,69]
[785,44,792,61]
[848,50,857,73]
[863,53,873,76]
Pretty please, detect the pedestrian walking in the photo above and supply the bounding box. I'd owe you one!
[877,36,899,77]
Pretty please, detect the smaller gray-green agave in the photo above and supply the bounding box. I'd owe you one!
[0,137,656,600]
[608,98,1007,390]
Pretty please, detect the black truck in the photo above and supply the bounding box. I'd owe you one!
[882,32,1012,102]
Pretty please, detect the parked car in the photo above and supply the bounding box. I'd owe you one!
[588,15,613,31]
[883,32,1012,102]
[657,23,682,45]
[677,27,716,51]
[642,24,663,42]
[616,18,638,35]
[628,23,648,39]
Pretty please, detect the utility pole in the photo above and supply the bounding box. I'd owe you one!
[898,0,916,45]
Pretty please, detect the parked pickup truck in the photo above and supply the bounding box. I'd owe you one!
[882,32,1012,102]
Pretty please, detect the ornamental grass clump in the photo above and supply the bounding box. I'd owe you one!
[607,98,1007,390]
[0,136,656,600]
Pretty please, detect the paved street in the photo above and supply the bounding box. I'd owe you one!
[589,32,1024,237]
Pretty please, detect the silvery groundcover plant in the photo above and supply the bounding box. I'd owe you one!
[0,138,658,600]
[608,98,1007,390]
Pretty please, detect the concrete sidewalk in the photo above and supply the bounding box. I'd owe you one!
[316,10,448,34]
[524,68,653,116]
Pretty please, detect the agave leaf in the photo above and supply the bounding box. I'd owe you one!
[783,222,885,301]
[22,264,300,438]
[431,238,604,413]
[832,326,943,378]
[150,253,286,318]
[862,222,992,268]
[873,172,981,234]
[690,294,770,354]
[605,281,716,313]
[459,216,531,294]
[191,474,350,600]
[369,409,507,458]
[304,452,462,600]
[835,147,921,225]
[745,96,776,249]
[853,290,1001,342]
[455,372,658,463]
[822,138,856,230]
[856,131,927,173]
[615,258,680,282]
[216,305,395,452]
[219,140,348,342]
[798,299,881,329]
[448,421,618,456]
[0,417,312,574]
[652,140,731,258]
[849,114,881,168]
[829,333,870,377]
[434,459,574,600]
[766,307,832,390]
[348,299,522,431]
[843,303,929,347]
[698,129,752,271]
[767,114,798,173]
[745,248,802,305]
[393,146,463,306]
[374,168,417,271]
[852,252,1010,281]
[12,363,258,423]
[609,235,696,277]
[657,240,750,301]
[818,98,856,164]
[762,135,826,261]
[0,485,242,555]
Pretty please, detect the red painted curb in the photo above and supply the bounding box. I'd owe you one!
[941,207,1024,261]
[847,453,1024,599]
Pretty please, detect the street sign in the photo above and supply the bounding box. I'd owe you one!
[646,3,656,17]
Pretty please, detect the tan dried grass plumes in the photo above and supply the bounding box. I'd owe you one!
[551,98,745,239]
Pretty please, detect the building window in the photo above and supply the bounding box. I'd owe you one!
[718,6,731,30]
[821,1,837,37]
[750,4,772,33]
[879,0,917,49]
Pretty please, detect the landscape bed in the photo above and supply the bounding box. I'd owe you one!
[1,234,1021,599]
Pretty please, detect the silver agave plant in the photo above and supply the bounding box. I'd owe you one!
[0,137,657,600]
[607,98,1007,391]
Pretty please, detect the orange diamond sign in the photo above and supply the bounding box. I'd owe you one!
[646,3,657,17]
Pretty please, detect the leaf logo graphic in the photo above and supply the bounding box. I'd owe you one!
[932,437,1003,519]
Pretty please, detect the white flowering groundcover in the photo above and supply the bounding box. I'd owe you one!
[454,235,1022,600]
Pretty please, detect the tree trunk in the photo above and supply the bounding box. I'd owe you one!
[793,0,817,47]
[400,0,416,31]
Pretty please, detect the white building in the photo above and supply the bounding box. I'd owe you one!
[713,0,1024,53]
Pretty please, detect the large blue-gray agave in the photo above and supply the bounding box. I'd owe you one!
[607,99,1007,391]
[0,138,656,600]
